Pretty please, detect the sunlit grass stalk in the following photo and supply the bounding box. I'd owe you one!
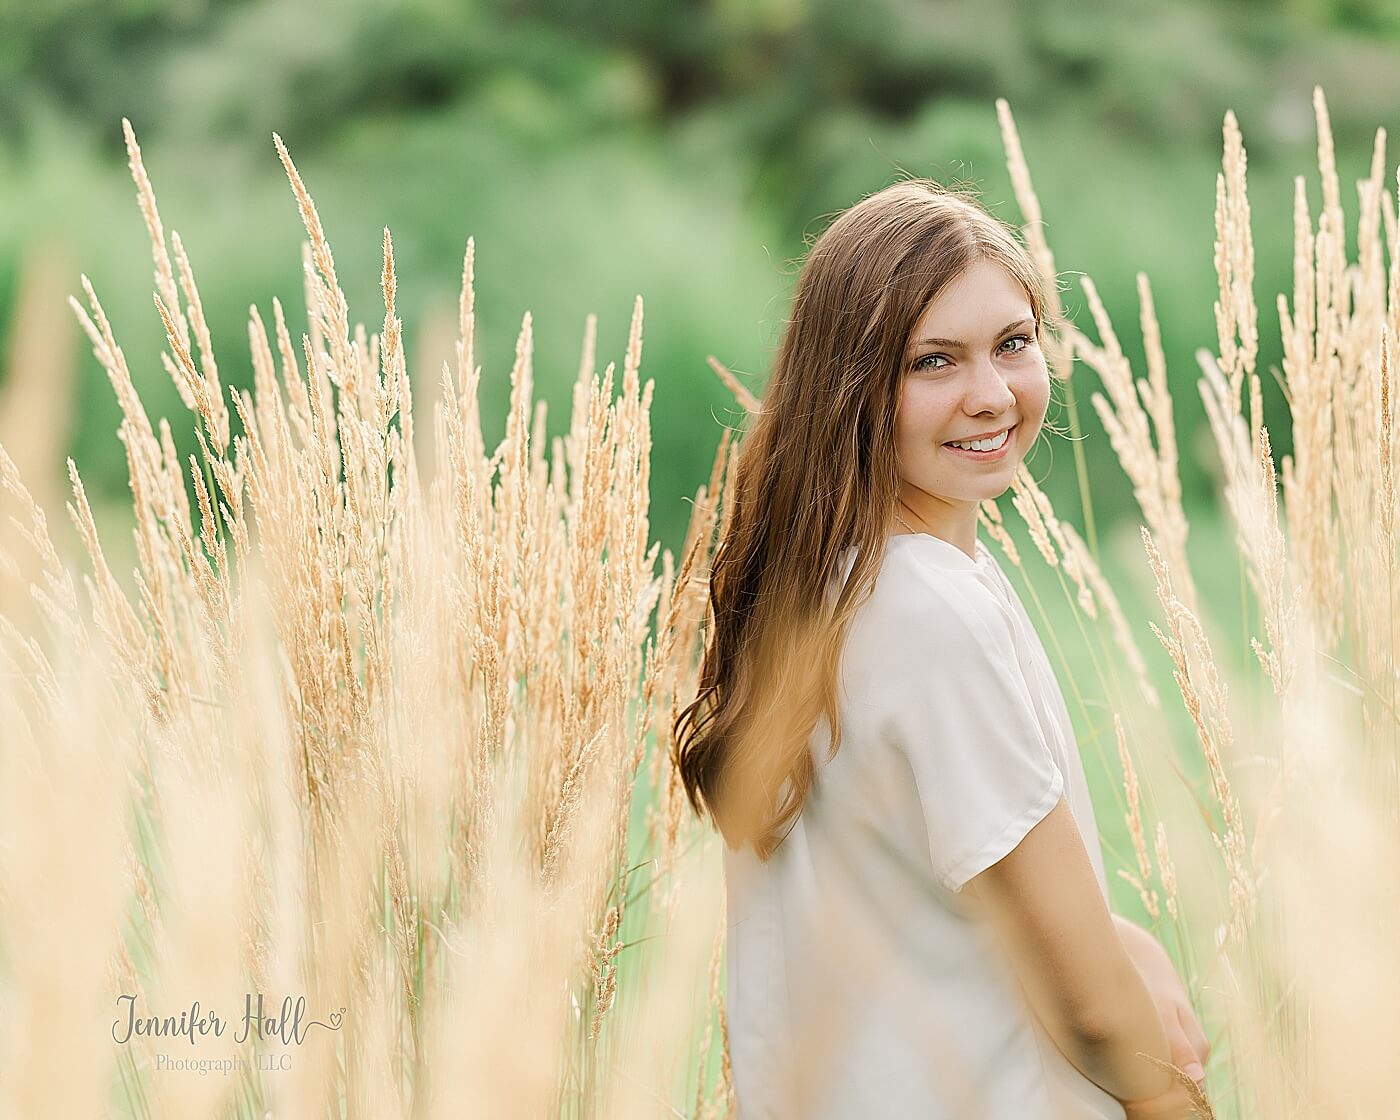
[0,117,732,1119]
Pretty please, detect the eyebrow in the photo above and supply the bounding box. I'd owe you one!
[909,317,1035,351]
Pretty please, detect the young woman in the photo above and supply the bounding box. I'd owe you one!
[674,181,1210,1118]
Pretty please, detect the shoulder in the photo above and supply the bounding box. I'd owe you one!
[861,541,1016,651]
[831,549,1023,709]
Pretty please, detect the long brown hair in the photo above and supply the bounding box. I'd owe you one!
[673,178,1055,859]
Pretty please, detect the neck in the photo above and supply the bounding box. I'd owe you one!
[891,497,979,558]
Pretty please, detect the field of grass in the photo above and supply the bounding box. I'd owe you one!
[2,85,1399,1118]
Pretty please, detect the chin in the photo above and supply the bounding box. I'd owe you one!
[965,475,1019,500]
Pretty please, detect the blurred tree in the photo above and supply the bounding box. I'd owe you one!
[0,0,1397,547]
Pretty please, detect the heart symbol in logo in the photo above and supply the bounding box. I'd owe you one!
[329,1009,345,1030]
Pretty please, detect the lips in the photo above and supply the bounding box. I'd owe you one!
[944,424,1015,447]
[940,425,1017,463]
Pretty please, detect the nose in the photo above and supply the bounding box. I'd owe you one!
[961,354,1017,416]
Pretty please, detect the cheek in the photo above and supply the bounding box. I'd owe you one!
[893,389,957,472]
[1018,368,1052,422]
[895,384,952,440]
[893,405,925,461]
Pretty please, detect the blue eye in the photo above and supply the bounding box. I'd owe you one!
[911,334,1033,372]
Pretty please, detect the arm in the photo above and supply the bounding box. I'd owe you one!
[961,797,1181,1105]
[877,581,1203,1109]
[1111,913,1211,1085]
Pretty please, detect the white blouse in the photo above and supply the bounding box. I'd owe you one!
[722,532,1127,1119]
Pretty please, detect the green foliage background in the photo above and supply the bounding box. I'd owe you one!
[3,0,1399,554]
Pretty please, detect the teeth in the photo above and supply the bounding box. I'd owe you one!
[948,428,1010,452]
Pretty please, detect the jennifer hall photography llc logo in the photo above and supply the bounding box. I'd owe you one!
[111,993,346,1075]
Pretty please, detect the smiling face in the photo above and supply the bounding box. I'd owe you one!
[892,258,1050,548]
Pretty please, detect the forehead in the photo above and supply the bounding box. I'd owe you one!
[908,261,1031,338]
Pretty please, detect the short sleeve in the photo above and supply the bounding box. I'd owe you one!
[868,573,1064,894]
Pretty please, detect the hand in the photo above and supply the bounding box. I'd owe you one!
[1111,915,1211,1090]
[1120,1081,1200,1119]
[1120,1059,1213,1119]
